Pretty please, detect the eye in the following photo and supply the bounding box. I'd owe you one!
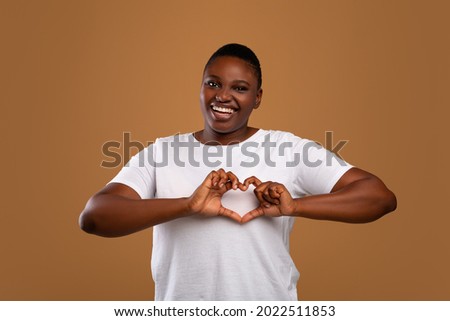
[234,86,248,92]
[206,81,219,88]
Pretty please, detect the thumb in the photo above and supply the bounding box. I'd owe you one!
[240,207,264,224]
[218,206,242,224]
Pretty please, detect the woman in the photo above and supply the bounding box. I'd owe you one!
[79,43,397,300]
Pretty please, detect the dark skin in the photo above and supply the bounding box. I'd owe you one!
[79,56,397,237]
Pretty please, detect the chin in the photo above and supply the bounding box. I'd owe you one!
[209,125,236,135]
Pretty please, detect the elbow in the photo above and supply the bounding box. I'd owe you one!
[79,194,107,235]
[79,206,98,235]
[375,188,397,221]
[381,187,397,214]
[78,197,122,238]
[386,190,397,213]
[359,187,397,223]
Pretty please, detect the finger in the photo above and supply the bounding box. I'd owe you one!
[267,185,282,205]
[226,171,240,190]
[253,183,273,208]
[237,182,247,191]
[263,190,279,205]
[217,168,229,187]
[243,176,262,189]
[241,207,265,224]
[252,187,265,204]
[270,184,293,205]
[259,183,279,204]
[208,170,221,187]
[268,185,282,198]
[218,206,242,224]
[239,182,248,191]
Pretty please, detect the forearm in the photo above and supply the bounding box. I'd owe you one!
[292,177,397,223]
[79,194,191,237]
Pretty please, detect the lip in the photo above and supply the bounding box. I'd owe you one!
[209,103,238,121]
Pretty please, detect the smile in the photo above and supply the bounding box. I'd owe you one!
[211,105,236,114]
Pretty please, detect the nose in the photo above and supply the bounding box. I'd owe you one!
[215,88,231,102]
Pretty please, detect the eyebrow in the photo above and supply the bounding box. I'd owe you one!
[206,75,251,86]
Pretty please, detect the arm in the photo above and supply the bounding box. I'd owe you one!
[240,168,397,223]
[294,167,397,223]
[79,183,191,237]
[79,169,243,237]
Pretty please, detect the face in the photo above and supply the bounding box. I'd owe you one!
[200,56,262,138]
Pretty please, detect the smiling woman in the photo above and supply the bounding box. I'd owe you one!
[79,43,397,301]
[197,44,263,144]
[198,55,262,143]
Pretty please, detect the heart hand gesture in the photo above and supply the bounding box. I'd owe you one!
[188,171,295,224]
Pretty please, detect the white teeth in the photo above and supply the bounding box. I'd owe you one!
[212,105,234,114]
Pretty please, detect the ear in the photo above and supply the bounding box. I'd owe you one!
[253,88,263,109]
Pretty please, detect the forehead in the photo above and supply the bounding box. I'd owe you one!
[204,56,257,83]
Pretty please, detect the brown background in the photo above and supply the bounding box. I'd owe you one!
[1,0,449,300]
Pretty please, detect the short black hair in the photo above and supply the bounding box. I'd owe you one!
[204,43,262,89]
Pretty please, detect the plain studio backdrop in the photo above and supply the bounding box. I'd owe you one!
[1,0,449,300]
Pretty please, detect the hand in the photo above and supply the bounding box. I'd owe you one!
[241,176,296,223]
[188,169,244,223]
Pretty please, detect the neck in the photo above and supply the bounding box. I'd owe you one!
[195,127,259,145]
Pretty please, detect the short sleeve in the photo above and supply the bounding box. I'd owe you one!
[108,143,156,199]
[293,139,353,195]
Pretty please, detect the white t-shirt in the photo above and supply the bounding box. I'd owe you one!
[110,129,353,300]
